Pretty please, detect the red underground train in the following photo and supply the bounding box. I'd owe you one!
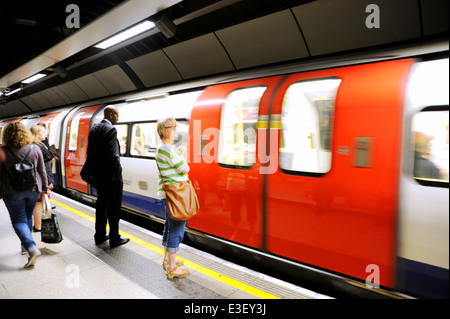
[1,50,448,298]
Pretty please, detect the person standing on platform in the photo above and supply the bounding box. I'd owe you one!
[30,124,55,232]
[156,117,190,279]
[84,105,129,248]
[0,122,48,268]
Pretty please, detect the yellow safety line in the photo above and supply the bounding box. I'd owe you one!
[51,198,280,299]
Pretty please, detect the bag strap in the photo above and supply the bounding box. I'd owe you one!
[23,144,33,162]
[5,144,33,163]
[41,194,53,219]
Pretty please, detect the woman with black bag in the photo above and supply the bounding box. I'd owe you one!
[0,122,48,268]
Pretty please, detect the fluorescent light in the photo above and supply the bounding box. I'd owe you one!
[22,73,47,84]
[125,92,169,103]
[94,20,155,49]
[5,88,22,96]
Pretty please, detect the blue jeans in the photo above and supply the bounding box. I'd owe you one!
[3,191,40,255]
[162,199,187,253]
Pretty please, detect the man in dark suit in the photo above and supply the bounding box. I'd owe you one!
[85,105,129,248]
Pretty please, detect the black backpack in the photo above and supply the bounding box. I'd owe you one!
[5,145,37,191]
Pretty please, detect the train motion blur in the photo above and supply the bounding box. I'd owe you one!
[1,50,448,298]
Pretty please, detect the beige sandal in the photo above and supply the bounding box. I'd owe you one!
[166,266,189,279]
[163,258,184,270]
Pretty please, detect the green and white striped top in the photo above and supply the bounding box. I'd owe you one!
[156,143,189,198]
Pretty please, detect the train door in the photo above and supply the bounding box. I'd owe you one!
[264,60,414,288]
[189,76,283,249]
[65,105,103,193]
[397,58,449,298]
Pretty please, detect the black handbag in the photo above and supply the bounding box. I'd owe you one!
[80,155,98,188]
[41,195,63,244]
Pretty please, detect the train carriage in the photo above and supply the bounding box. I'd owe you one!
[2,53,448,298]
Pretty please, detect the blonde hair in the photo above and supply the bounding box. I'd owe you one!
[156,117,176,138]
[30,124,46,143]
[2,122,34,147]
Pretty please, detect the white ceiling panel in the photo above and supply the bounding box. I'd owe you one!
[19,95,41,111]
[93,65,137,95]
[216,10,309,69]
[28,92,52,110]
[4,100,29,117]
[56,81,89,103]
[39,87,67,107]
[51,86,74,105]
[163,33,235,79]
[73,74,110,99]
[293,0,421,56]
[126,50,182,87]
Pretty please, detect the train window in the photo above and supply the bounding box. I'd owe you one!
[68,111,85,152]
[130,123,158,157]
[218,86,266,168]
[130,120,189,158]
[280,78,341,174]
[412,108,449,186]
[115,124,128,156]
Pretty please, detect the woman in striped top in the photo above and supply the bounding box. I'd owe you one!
[156,117,190,279]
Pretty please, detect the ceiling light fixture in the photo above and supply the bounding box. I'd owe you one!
[94,20,155,49]
[22,73,47,84]
[5,88,22,96]
[125,92,169,103]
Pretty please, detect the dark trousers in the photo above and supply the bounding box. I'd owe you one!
[94,180,123,242]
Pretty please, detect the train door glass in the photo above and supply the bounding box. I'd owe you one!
[130,121,189,157]
[218,86,266,167]
[68,111,85,152]
[279,79,341,174]
[130,123,157,157]
[412,107,449,185]
[115,124,128,155]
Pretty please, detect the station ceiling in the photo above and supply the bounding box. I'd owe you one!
[0,0,448,118]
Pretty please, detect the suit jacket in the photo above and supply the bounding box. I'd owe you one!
[85,119,122,184]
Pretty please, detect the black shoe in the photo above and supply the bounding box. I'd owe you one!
[95,235,110,245]
[33,226,41,232]
[110,237,130,248]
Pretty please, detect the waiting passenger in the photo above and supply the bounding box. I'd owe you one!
[30,124,55,232]
[0,122,48,268]
[83,105,129,248]
[156,117,190,279]
[413,131,442,180]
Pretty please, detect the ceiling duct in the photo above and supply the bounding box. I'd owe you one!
[154,14,177,38]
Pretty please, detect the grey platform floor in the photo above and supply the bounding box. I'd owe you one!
[0,193,332,299]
